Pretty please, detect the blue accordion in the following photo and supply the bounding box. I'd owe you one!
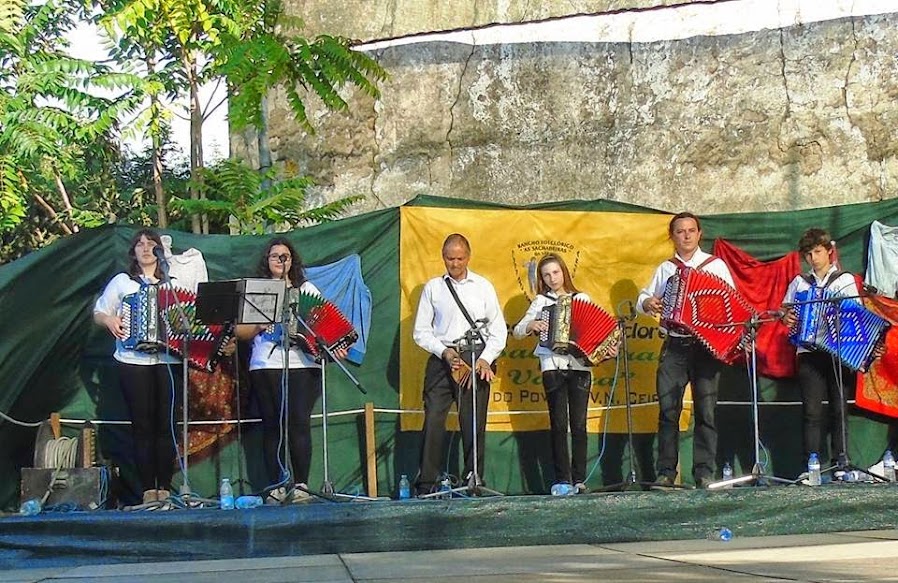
[789,287,890,372]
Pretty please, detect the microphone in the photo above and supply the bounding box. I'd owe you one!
[862,283,880,296]
[153,246,169,268]
[152,245,170,278]
[277,254,289,264]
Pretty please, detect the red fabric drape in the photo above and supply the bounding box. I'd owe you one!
[856,294,898,418]
[712,240,802,379]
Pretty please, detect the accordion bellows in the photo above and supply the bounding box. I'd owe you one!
[661,267,755,364]
[538,295,620,365]
[121,284,233,372]
[284,290,358,359]
[789,287,890,372]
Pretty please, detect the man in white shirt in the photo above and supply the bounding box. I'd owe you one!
[636,212,735,489]
[412,233,508,495]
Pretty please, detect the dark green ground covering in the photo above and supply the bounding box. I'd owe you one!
[1,483,896,569]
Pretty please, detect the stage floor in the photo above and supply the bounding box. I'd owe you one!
[2,531,898,582]
[1,484,897,573]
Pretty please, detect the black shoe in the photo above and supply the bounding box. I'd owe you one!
[654,474,675,487]
[695,476,713,490]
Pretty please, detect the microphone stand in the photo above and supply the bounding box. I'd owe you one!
[421,322,502,498]
[156,253,195,500]
[709,310,793,489]
[289,299,373,502]
[601,303,670,491]
[786,291,888,484]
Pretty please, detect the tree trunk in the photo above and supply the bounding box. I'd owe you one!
[145,55,168,228]
[185,55,204,234]
[258,94,272,180]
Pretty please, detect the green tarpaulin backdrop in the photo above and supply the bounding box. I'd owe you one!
[2,195,897,509]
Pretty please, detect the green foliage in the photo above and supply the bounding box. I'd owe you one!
[218,0,386,134]
[0,0,143,242]
[169,159,362,234]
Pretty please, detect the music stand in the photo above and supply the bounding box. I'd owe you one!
[195,279,287,498]
[709,311,794,489]
[421,327,502,498]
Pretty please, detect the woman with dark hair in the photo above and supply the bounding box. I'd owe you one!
[94,228,181,505]
[512,253,610,494]
[236,237,344,503]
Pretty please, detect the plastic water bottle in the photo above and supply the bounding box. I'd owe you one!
[235,495,264,509]
[439,477,452,499]
[398,474,411,500]
[807,453,821,486]
[708,527,733,542]
[550,482,574,496]
[219,478,235,510]
[19,498,41,516]
[883,450,896,482]
[722,461,734,487]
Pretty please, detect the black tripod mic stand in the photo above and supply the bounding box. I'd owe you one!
[421,323,502,498]
[601,301,670,492]
[709,311,793,489]
[289,304,374,502]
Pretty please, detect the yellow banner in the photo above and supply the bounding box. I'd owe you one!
[399,206,693,433]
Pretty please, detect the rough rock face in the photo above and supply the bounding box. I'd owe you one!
[230,12,898,216]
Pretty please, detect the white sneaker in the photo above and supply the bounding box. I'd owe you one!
[292,483,312,503]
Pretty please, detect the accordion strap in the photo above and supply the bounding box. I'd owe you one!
[444,277,486,346]
[671,255,718,271]
[800,270,849,289]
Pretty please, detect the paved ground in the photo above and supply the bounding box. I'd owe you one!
[2,530,896,582]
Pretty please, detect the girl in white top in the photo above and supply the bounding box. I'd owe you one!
[513,253,614,493]
[93,229,180,505]
[236,237,346,503]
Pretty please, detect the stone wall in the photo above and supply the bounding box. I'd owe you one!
[230,9,898,216]
[288,0,676,40]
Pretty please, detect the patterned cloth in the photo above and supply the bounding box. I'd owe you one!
[855,293,898,418]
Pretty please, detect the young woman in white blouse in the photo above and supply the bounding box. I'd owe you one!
[236,237,346,503]
[94,229,180,505]
[513,254,604,494]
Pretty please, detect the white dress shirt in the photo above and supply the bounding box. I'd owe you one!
[413,269,508,365]
[635,248,735,336]
[512,291,592,372]
[781,264,859,355]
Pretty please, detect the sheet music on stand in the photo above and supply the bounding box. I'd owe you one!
[196,278,286,326]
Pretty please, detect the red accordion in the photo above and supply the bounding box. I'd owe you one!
[539,295,620,365]
[121,284,233,372]
[660,267,755,364]
[284,289,358,360]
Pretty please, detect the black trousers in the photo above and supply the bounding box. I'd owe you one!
[797,351,854,464]
[655,336,722,481]
[251,368,322,486]
[118,362,181,492]
[543,369,591,485]
[416,355,489,492]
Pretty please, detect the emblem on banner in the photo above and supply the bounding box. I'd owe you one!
[511,240,580,301]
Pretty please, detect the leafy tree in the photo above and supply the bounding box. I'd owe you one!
[96,0,386,234]
[170,158,361,234]
[0,0,142,256]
